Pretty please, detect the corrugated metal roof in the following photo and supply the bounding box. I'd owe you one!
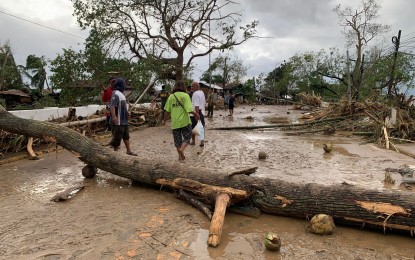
[199,81,223,90]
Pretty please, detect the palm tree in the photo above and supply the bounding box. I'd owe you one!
[18,55,48,94]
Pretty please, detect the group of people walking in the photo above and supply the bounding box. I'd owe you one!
[162,81,206,160]
[102,77,235,161]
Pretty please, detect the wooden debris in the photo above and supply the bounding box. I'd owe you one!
[227,167,258,178]
[177,189,212,220]
[208,193,230,247]
[50,185,85,202]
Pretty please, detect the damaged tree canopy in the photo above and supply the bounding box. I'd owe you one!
[0,105,414,243]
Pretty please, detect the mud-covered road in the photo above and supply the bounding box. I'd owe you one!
[1,105,414,259]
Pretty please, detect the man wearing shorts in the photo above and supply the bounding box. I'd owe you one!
[109,78,137,156]
[162,80,199,160]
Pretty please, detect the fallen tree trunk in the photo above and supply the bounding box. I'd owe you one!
[0,106,414,238]
[211,115,356,131]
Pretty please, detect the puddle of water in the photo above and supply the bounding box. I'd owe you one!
[178,213,415,259]
[244,134,281,141]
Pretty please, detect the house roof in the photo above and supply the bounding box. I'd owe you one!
[199,81,223,90]
[0,89,31,97]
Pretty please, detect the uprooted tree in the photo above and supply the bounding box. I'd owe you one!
[0,105,414,246]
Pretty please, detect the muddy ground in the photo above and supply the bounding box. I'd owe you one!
[1,105,414,260]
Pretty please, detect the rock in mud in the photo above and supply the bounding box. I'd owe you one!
[323,143,333,153]
[258,151,268,160]
[307,214,335,235]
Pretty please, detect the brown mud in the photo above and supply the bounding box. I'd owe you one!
[1,105,414,259]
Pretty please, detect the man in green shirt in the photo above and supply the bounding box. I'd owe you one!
[162,80,199,160]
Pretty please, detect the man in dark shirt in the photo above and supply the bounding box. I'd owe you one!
[109,78,137,156]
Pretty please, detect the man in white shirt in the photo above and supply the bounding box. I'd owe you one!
[190,81,206,146]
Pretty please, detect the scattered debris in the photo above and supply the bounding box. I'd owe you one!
[384,172,395,184]
[50,184,85,202]
[0,105,158,157]
[386,165,415,184]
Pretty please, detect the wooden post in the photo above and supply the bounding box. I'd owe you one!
[208,193,231,247]
[383,126,390,150]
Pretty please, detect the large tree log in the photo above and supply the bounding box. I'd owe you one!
[0,106,414,237]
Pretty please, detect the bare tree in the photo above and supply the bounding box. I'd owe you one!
[71,0,258,80]
[202,53,247,87]
[334,0,390,100]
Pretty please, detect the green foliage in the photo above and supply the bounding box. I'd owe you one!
[59,88,102,107]
[49,29,155,106]
[200,72,223,84]
[50,48,87,91]
[242,78,257,102]
[33,94,58,109]
[19,54,47,93]
[0,43,25,91]
[71,0,258,80]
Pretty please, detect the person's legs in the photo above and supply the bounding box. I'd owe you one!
[106,116,111,131]
[109,125,123,150]
[207,105,213,117]
[199,113,205,146]
[123,139,136,156]
[190,116,197,145]
[161,102,166,120]
[173,128,185,160]
[229,105,234,116]
[122,126,137,156]
[178,125,192,160]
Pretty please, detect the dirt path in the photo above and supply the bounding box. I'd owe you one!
[1,105,414,259]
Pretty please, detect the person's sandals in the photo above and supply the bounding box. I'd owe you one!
[126,151,138,156]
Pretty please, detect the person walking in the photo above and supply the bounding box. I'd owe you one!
[207,88,214,118]
[190,81,206,146]
[108,78,137,156]
[228,90,236,117]
[224,91,230,111]
[153,84,170,120]
[162,80,199,160]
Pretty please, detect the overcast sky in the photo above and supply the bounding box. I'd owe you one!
[0,0,413,82]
